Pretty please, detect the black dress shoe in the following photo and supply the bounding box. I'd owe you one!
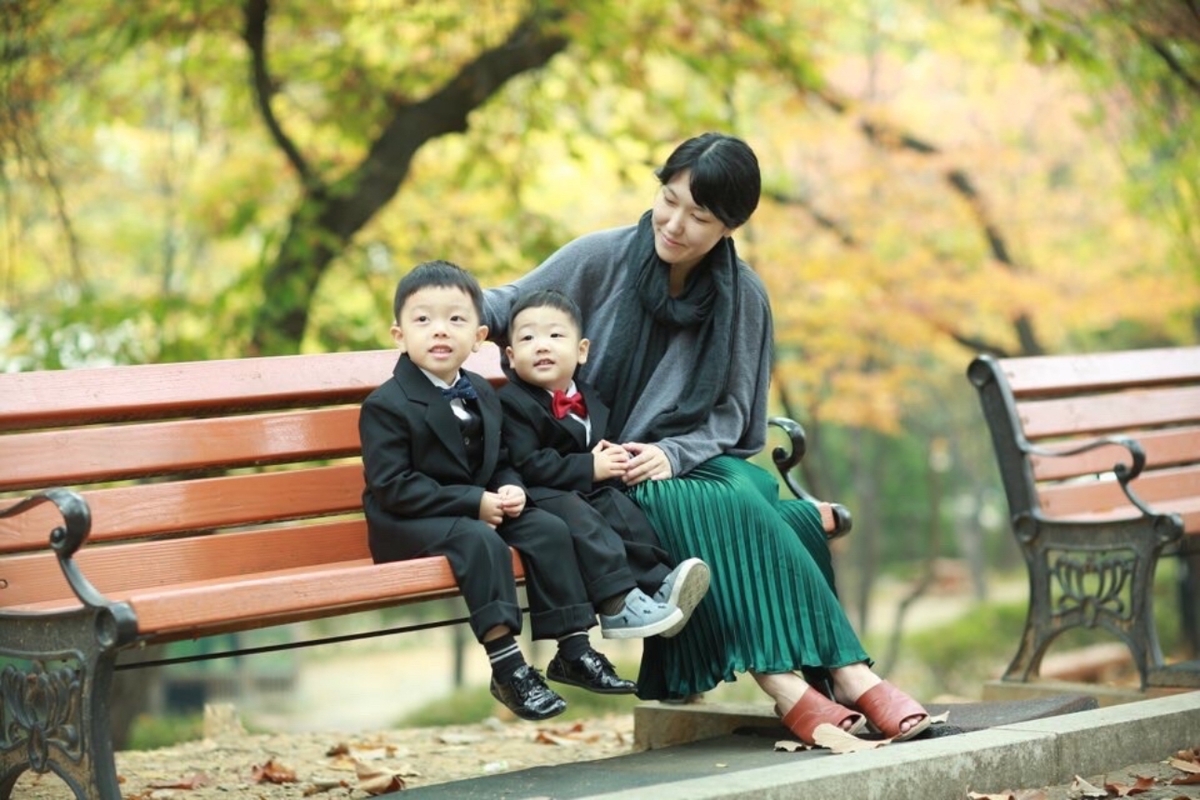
[547,649,637,694]
[490,664,567,721]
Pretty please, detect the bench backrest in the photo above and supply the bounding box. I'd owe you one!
[0,346,504,609]
[967,346,1200,538]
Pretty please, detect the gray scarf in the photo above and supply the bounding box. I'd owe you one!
[599,210,738,440]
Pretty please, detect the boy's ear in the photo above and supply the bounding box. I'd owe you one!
[505,344,515,362]
[577,337,590,365]
[390,324,405,352]
[472,324,489,351]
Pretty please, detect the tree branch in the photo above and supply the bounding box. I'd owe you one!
[1145,36,1200,97]
[242,0,315,188]
[333,6,570,236]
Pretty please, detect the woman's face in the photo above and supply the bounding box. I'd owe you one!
[652,170,734,274]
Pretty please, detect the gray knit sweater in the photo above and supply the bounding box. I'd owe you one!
[483,224,774,478]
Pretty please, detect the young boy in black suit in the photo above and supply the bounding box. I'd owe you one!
[360,262,653,721]
[499,289,710,641]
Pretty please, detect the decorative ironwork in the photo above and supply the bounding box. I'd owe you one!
[1049,549,1135,626]
[0,660,84,772]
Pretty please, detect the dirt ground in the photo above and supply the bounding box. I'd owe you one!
[15,708,639,799]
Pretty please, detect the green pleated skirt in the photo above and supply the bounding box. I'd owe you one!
[631,455,870,701]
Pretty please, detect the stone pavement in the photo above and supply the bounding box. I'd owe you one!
[395,690,1200,800]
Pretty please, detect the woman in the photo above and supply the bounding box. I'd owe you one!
[483,132,930,745]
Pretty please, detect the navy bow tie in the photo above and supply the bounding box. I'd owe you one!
[441,375,478,402]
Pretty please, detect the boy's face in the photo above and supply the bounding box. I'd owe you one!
[392,285,487,385]
[505,305,588,393]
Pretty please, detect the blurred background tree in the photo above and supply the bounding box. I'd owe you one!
[3,0,1197,640]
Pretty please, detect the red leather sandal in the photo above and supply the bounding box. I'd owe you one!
[780,689,866,746]
[850,680,931,742]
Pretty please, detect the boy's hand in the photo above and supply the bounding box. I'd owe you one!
[622,442,673,485]
[479,492,505,528]
[496,484,526,517]
[592,439,630,481]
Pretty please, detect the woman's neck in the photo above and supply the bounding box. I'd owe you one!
[668,260,699,296]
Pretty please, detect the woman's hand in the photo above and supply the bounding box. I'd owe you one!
[621,442,673,485]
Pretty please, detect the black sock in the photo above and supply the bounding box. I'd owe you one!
[556,631,590,662]
[484,635,525,683]
[598,591,626,616]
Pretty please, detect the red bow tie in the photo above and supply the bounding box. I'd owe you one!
[551,390,587,420]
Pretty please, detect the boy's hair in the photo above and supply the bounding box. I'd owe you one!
[655,132,761,229]
[508,289,583,336]
[393,260,484,322]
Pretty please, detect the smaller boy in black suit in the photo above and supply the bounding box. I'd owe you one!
[360,262,645,722]
[499,289,710,641]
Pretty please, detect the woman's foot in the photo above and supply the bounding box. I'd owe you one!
[754,672,865,746]
[831,665,930,742]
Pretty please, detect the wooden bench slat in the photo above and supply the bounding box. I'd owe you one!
[1037,498,1200,540]
[0,407,362,491]
[1003,346,1200,396]
[0,350,393,431]
[1031,426,1200,481]
[0,347,503,431]
[1018,385,1200,439]
[0,520,371,605]
[9,552,526,643]
[0,463,364,553]
[1037,464,1200,525]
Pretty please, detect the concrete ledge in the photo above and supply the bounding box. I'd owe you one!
[982,677,1192,707]
[635,702,776,751]
[606,691,1200,800]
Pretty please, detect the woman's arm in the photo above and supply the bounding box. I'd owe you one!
[482,226,632,339]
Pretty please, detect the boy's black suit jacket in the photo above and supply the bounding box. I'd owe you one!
[498,374,613,503]
[359,353,523,536]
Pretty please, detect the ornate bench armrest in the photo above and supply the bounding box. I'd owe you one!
[768,417,852,539]
[1,488,120,610]
[1022,434,1156,516]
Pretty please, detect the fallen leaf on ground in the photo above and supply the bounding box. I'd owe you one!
[1170,772,1200,786]
[354,760,407,795]
[967,789,1047,799]
[250,758,297,785]
[1104,775,1156,795]
[1170,757,1200,774]
[437,731,485,745]
[1072,775,1107,798]
[1175,748,1200,764]
[148,772,211,790]
[774,740,810,752]
[812,722,888,753]
[305,776,350,795]
[535,731,585,746]
[929,711,951,724]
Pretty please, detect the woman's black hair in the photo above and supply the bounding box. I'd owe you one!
[655,132,761,229]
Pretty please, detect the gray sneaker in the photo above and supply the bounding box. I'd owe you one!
[599,588,684,640]
[653,558,711,638]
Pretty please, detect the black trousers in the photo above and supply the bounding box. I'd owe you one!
[366,500,595,642]
[533,486,675,602]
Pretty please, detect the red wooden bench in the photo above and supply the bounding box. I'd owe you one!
[0,345,830,799]
[968,346,1200,689]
